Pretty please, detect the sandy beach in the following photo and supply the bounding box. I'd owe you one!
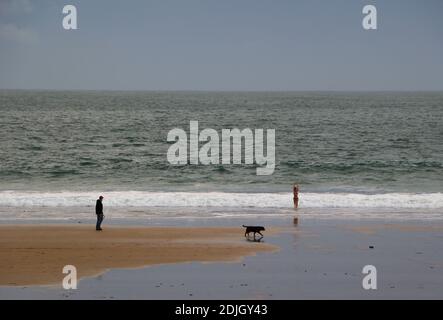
[1,217,442,300]
[0,225,279,286]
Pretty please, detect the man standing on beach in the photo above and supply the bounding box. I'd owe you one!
[95,196,104,231]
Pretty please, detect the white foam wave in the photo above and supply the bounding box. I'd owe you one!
[0,191,442,209]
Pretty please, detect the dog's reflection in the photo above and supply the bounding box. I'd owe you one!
[246,236,263,242]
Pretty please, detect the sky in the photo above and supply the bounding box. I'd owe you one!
[1,0,443,91]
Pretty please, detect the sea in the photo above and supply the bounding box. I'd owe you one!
[0,90,442,221]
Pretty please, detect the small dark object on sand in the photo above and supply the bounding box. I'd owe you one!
[369,246,374,249]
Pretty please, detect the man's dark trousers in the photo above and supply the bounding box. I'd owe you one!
[96,214,104,230]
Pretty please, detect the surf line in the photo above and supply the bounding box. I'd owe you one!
[167,121,275,175]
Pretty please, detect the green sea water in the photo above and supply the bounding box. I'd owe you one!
[1,90,442,193]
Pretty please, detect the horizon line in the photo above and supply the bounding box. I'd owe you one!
[1,88,443,93]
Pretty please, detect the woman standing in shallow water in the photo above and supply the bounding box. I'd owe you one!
[293,184,299,209]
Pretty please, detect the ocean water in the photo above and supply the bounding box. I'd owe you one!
[0,90,442,219]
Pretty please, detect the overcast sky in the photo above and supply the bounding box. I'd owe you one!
[1,0,442,91]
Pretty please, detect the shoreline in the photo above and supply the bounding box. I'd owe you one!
[0,225,280,287]
[2,206,443,222]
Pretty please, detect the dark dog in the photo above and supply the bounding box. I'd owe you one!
[242,225,265,240]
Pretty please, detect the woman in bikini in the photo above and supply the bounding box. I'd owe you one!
[293,184,299,209]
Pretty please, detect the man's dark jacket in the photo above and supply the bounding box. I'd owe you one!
[95,199,103,215]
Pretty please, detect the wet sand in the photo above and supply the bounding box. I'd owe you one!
[0,225,279,286]
[1,219,443,299]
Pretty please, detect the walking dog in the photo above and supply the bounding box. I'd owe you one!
[242,225,265,240]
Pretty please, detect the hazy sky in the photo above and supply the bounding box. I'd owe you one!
[1,0,442,91]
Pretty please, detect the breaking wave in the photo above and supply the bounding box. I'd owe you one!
[0,191,442,209]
